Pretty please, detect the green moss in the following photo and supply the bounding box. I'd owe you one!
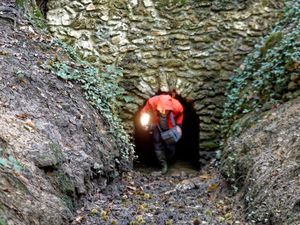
[49,142,64,164]
[54,171,75,196]
[260,32,283,55]
[15,0,26,9]
[201,140,219,150]
[46,170,75,210]
[0,217,8,225]
[61,195,74,211]
[16,0,47,29]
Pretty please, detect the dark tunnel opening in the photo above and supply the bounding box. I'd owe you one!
[133,94,200,169]
[36,0,48,17]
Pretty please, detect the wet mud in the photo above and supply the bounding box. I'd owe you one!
[71,161,247,225]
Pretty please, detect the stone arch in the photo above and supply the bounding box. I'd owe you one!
[133,91,200,167]
[46,0,285,164]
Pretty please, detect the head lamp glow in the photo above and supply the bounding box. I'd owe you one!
[140,113,150,126]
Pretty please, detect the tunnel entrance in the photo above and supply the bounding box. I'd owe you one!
[133,94,200,169]
[36,0,48,17]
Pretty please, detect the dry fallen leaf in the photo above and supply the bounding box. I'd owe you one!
[127,186,137,191]
[2,187,11,192]
[75,215,84,223]
[15,113,29,120]
[143,193,151,200]
[199,174,211,180]
[23,120,35,128]
[207,183,219,192]
[101,210,109,221]
[91,208,98,215]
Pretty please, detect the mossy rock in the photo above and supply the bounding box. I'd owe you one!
[163,59,184,68]
[54,171,75,196]
[49,142,64,164]
[260,32,283,55]
[47,170,75,210]
[0,217,8,225]
[32,142,64,169]
[154,0,187,8]
[200,140,219,150]
[16,0,48,28]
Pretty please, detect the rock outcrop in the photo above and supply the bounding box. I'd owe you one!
[221,98,300,224]
[0,1,131,224]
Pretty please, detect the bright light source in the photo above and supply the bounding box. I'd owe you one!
[140,113,150,126]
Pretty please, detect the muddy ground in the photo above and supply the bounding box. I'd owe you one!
[71,161,249,225]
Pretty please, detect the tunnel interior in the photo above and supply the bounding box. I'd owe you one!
[133,94,200,169]
[36,0,48,17]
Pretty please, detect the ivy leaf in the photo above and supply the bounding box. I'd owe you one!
[0,158,8,167]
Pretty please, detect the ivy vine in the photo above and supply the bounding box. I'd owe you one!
[221,2,300,137]
[47,39,134,162]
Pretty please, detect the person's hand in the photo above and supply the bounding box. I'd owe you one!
[176,125,182,136]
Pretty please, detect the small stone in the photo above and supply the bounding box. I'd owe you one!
[101,15,109,21]
[142,52,152,59]
[111,36,121,45]
[291,73,300,81]
[86,4,96,11]
[288,81,298,91]
[80,0,92,4]
[143,0,153,7]
[130,0,138,7]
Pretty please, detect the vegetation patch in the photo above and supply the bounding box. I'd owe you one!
[0,155,23,172]
[16,0,47,29]
[49,142,64,164]
[46,40,134,163]
[221,2,300,138]
[0,218,8,225]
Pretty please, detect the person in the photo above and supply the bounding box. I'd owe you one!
[140,94,184,174]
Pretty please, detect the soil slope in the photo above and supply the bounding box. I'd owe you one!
[222,98,300,225]
[0,1,130,224]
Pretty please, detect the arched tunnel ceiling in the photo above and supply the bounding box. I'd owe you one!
[46,0,284,152]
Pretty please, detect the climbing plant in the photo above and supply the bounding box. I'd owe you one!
[0,156,23,172]
[16,0,47,28]
[221,2,300,137]
[47,39,134,162]
[0,146,23,172]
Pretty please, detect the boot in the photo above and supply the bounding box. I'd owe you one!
[156,151,168,174]
[161,160,168,174]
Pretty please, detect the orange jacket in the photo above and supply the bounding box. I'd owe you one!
[141,94,184,128]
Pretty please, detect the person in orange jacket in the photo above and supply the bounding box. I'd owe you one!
[140,94,184,174]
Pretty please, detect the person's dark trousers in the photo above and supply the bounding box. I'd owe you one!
[152,127,176,173]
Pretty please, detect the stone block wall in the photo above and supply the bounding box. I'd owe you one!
[47,0,284,151]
